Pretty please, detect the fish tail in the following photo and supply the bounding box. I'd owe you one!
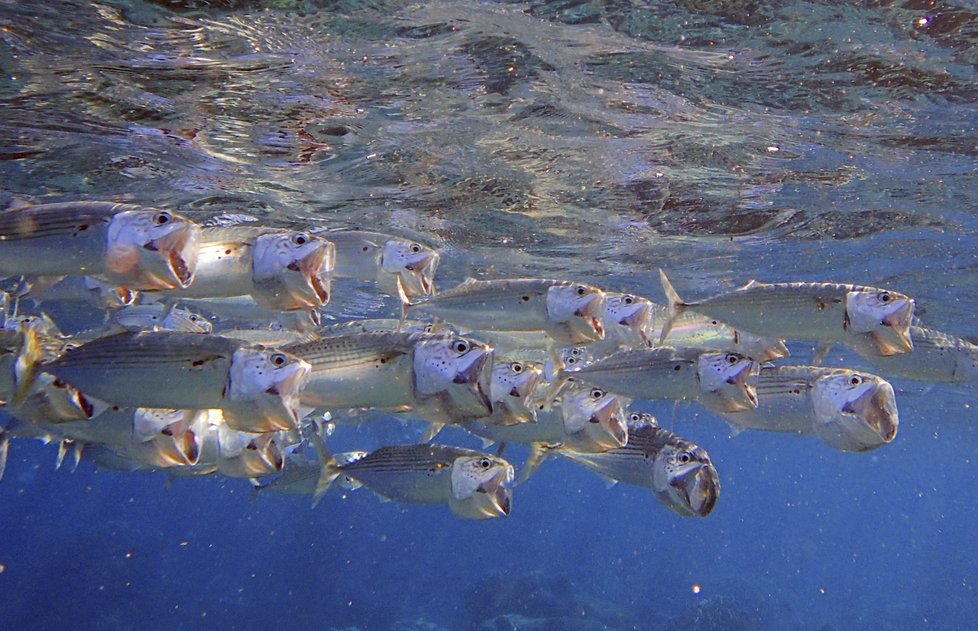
[11,325,42,407]
[517,442,558,485]
[0,429,8,482]
[420,422,445,443]
[657,268,687,346]
[310,428,340,508]
[397,276,413,329]
[55,439,70,471]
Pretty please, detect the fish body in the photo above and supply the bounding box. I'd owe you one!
[106,303,212,333]
[647,303,789,361]
[717,365,899,452]
[316,443,513,519]
[41,332,310,432]
[659,270,914,356]
[285,331,493,421]
[326,230,439,299]
[560,347,759,413]
[405,278,605,345]
[851,324,978,382]
[0,202,200,290]
[558,414,720,517]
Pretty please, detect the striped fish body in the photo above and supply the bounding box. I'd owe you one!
[462,412,566,445]
[716,365,827,434]
[407,278,552,331]
[284,331,420,410]
[564,347,703,402]
[648,304,788,361]
[854,325,978,382]
[562,425,691,487]
[0,202,115,276]
[42,332,239,410]
[335,444,464,504]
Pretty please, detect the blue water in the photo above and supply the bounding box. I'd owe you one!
[2,0,977,628]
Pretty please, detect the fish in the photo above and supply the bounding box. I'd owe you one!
[313,443,514,520]
[40,332,310,433]
[486,358,544,426]
[550,412,720,517]
[283,330,493,423]
[105,303,212,334]
[848,324,978,382]
[558,347,759,413]
[463,382,628,454]
[24,276,138,310]
[0,202,201,290]
[404,278,606,346]
[646,303,789,361]
[158,227,334,311]
[175,296,322,332]
[716,365,899,452]
[597,292,654,349]
[659,269,914,356]
[325,230,439,300]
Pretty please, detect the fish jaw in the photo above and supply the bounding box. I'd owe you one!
[845,291,914,355]
[544,285,606,344]
[449,457,514,519]
[413,338,495,420]
[812,373,899,452]
[653,445,720,517]
[489,360,543,425]
[219,434,285,478]
[381,240,439,299]
[224,347,311,432]
[561,388,629,452]
[671,461,720,517]
[154,423,200,467]
[605,294,653,346]
[251,232,335,311]
[104,210,201,290]
[697,352,759,412]
[736,330,790,362]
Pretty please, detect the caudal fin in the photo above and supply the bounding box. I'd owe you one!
[310,427,340,508]
[657,268,687,346]
[11,326,42,407]
[0,430,8,482]
[517,442,559,485]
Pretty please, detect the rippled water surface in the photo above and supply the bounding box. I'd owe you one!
[1,0,977,629]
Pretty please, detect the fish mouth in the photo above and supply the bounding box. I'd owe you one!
[400,252,439,299]
[154,222,200,289]
[576,394,628,451]
[480,466,514,517]
[159,426,198,466]
[716,360,759,412]
[672,463,719,517]
[842,382,899,445]
[569,293,606,342]
[864,301,915,355]
[299,243,334,307]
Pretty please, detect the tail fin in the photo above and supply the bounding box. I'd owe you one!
[517,442,559,485]
[397,276,412,329]
[0,429,8,482]
[657,268,687,346]
[310,427,340,508]
[11,326,42,407]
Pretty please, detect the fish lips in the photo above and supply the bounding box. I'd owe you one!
[852,299,915,355]
[459,465,514,519]
[225,350,311,432]
[548,291,606,344]
[566,394,628,452]
[252,237,335,311]
[670,462,720,517]
[699,355,759,412]
[448,348,495,418]
[388,250,439,300]
[841,381,899,447]
[106,215,200,290]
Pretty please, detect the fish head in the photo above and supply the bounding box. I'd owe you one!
[627,411,659,430]
[225,346,311,432]
[104,209,200,290]
[23,373,102,422]
[380,239,439,299]
[733,330,790,362]
[560,385,629,452]
[82,277,139,309]
[845,289,915,355]
[953,347,978,382]
[545,284,606,344]
[604,293,654,346]
[133,408,201,466]
[489,359,543,424]
[251,231,335,311]
[220,433,285,478]
[413,336,494,420]
[2,313,61,337]
[696,352,759,412]
[652,441,720,517]
[162,308,212,334]
[449,454,515,519]
[811,371,899,452]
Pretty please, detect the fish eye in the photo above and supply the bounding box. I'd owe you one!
[849,375,863,386]
[576,286,587,296]
[590,388,604,400]
[622,295,634,305]
[565,356,577,365]
[726,353,739,364]
[291,233,309,245]
[154,212,171,225]
[570,348,582,356]
[453,340,470,353]
[410,243,422,253]
[679,452,691,463]
[511,362,524,374]
[270,353,287,367]
[879,291,891,303]
[629,413,641,423]
[479,458,491,469]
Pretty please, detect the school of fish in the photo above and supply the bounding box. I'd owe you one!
[1,200,968,520]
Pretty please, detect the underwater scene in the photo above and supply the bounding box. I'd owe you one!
[1,0,977,629]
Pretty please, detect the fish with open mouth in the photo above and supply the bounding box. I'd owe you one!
[282,330,494,424]
[659,269,914,356]
[848,324,978,382]
[463,382,628,456]
[325,230,439,300]
[556,346,759,413]
[715,365,899,452]
[535,412,720,517]
[403,278,606,346]
[39,331,310,433]
[157,226,334,311]
[105,303,212,334]
[313,443,514,520]
[0,201,201,290]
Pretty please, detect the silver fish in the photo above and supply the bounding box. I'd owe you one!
[849,324,978,382]
[326,230,439,300]
[717,365,899,452]
[659,269,914,356]
[646,303,789,361]
[553,412,720,517]
[284,330,493,423]
[486,358,544,426]
[161,227,334,311]
[26,276,138,310]
[0,202,201,290]
[41,332,310,433]
[106,304,212,333]
[405,278,606,346]
[314,443,513,520]
[560,347,759,413]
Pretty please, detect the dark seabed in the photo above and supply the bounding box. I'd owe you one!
[1,0,977,629]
